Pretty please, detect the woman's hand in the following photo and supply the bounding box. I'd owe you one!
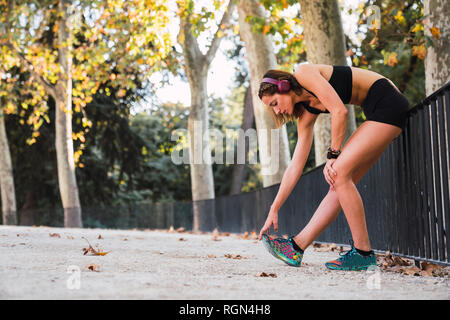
[323,158,337,190]
[258,209,279,240]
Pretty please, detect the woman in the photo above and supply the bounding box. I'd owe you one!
[257,63,410,271]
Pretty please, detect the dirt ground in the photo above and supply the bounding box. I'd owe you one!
[0,225,449,300]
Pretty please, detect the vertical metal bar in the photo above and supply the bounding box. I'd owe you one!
[424,102,439,260]
[419,105,432,258]
[432,96,446,262]
[396,132,405,254]
[402,117,412,256]
[385,143,394,247]
[443,89,450,263]
[409,111,421,257]
[412,109,425,259]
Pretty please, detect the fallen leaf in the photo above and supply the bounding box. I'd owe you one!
[86,263,100,272]
[82,237,110,256]
[256,272,277,278]
[420,261,443,277]
[66,236,75,240]
[179,238,187,241]
[97,235,103,239]
[224,254,246,259]
[176,227,185,233]
[49,233,61,238]
[207,254,216,258]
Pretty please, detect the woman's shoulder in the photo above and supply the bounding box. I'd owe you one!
[294,63,334,81]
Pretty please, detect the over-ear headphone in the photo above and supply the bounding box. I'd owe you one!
[262,78,291,93]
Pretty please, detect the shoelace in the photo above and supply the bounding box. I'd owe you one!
[338,246,356,261]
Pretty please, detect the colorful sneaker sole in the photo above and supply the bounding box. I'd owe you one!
[262,235,301,267]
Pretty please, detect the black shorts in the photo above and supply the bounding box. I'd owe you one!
[361,78,410,130]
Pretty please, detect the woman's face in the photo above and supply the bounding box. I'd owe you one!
[262,92,294,116]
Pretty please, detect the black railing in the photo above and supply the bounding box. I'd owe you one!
[12,82,450,266]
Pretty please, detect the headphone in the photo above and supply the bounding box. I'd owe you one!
[262,78,291,93]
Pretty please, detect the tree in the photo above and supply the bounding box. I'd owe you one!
[177,0,235,230]
[424,0,449,95]
[298,0,357,165]
[0,0,174,227]
[0,106,17,225]
[237,0,291,187]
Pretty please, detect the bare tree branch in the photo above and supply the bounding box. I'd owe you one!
[205,0,236,66]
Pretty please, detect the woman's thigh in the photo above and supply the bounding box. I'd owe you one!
[332,121,402,181]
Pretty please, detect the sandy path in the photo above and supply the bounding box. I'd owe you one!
[0,225,448,300]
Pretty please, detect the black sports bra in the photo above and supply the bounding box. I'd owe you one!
[300,65,353,114]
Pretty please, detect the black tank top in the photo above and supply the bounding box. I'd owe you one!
[301,65,352,114]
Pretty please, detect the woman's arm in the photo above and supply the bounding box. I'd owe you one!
[294,64,348,151]
[270,119,314,211]
[258,117,315,239]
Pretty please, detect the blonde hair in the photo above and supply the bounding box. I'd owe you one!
[258,69,305,128]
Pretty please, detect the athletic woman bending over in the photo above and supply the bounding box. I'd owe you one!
[257,63,410,271]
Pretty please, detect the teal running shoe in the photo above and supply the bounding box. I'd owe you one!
[262,234,303,267]
[325,240,377,271]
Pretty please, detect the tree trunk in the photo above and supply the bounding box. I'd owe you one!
[0,107,17,225]
[237,0,291,187]
[55,0,82,228]
[178,1,235,231]
[424,0,450,95]
[229,86,255,195]
[19,191,35,226]
[299,0,357,166]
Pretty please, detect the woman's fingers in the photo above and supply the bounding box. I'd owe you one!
[324,162,337,186]
[323,168,333,187]
[258,223,270,240]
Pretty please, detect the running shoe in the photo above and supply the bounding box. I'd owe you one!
[261,234,303,267]
[325,240,377,271]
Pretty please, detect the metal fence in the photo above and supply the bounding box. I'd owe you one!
[13,82,450,266]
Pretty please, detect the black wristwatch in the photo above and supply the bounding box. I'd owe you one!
[327,147,341,159]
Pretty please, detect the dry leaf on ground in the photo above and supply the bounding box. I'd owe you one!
[312,242,343,252]
[82,237,110,256]
[224,254,246,259]
[97,235,103,239]
[377,252,448,277]
[256,272,277,278]
[49,233,61,238]
[179,238,187,241]
[207,254,216,258]
[238,231,258,240]
[176,227,185,233]
[86,264,101,272]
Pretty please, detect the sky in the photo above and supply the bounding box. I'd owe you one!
[148,0,363,109]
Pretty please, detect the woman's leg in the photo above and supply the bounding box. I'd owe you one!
[293,121,401,251]
[330,121,402,251]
